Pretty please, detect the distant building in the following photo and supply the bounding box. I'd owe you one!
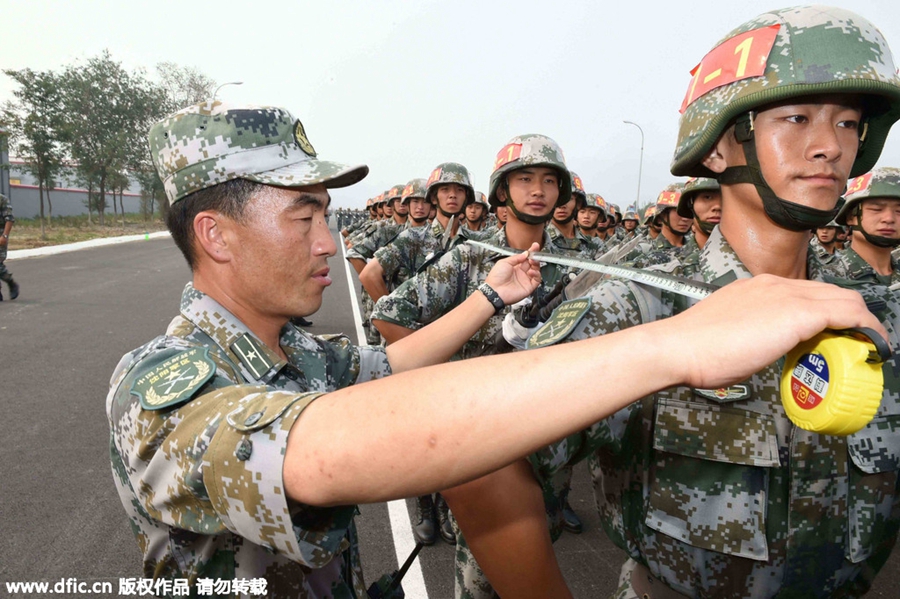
[5,159,144,219]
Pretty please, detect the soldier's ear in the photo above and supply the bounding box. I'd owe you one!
[193,211,234,265]
[703,124,746,174]
[702,141,728,175]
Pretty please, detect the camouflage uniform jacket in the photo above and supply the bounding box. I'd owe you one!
[372,228,574,361]
[346,220,406,261]
[810,236,845,271]
[107,284,392,599]
[0,193,14,224]
[532,227,900,597]
[836,247,900,286]
[372,223,435,291]
[546,223,598,257]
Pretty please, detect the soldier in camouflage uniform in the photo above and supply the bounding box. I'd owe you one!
[834,167,900,285]
[443,6,900,598]
[359,178,430,304]
[576,192,607,251]
[642,204,660,242]
[676,176,721,251]
[547,171,597,257]
[0,193,19,301]
[106,100,575,598]
[620,204,641,241]
[462,191,489,235]
[811,219,844,269]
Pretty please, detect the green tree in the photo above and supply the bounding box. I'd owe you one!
[2,68,66,239]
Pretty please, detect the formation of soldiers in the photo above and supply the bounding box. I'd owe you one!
[334,6,900,597]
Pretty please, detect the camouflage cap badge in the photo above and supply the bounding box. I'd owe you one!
[149,101,368,204]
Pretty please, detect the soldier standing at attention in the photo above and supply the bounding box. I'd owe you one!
[442,6,900,598]
[576,193,606,248]
[0,193,19,301]
[676,176,721,250]
[834,167,900,284]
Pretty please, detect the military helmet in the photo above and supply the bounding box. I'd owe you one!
[149,102,368,205]
[672,6,900,180]
[386,183,406,205]
[582,193,606,217]
[570,171,587,201]
[623,204,639,221]
[374,192,387,205]
[642,204,658,226]
[837,167,900,225]
[401,178,428,203]
[655,183,685,215]
[488,134,572,209]
[425,162,476,206]
[677,177,721,218]
[473,191,489,208]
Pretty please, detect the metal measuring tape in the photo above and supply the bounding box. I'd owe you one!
[469,240,892,436]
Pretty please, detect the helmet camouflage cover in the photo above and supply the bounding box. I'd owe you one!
[488,134,572,209]
[836,167,900,225]
[583,193,607,217]
[677,177,721,218]
[655,183,686,214]
[149,101,367,205]
[642,204,658,225]
[473,191,489,208]
[623,204,639,221]
[570,171,587,201]
[672,5,900,179]
[386,184,406,204]
[425,162,476,205]
[401,178,428,203]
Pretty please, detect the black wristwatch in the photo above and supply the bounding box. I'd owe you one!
[478,282,505,315]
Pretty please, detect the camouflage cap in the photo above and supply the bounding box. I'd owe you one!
[677,177,721,218]
[671,5,900,178]
[149,101,367,204]
[488,134,571,208]
[401,178,428,203]
[655,183,686,214]
[837,167,900,224]
[425,162,476,205]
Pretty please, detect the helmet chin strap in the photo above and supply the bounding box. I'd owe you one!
[662,212,688,237]
[717,112,842,232]
[553,211,577,226]
[852,205,900,248]
[502,181,554,225]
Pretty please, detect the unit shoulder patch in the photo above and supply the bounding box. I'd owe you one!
[131,348,217,411]
[527,297,592,349]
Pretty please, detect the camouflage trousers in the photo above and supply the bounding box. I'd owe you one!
[0,246,12,284]
[452,460,575,599]
[611,559,641,599]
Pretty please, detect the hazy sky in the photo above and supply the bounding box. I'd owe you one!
[3,0,900,209]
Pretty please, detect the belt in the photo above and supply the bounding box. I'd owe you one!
[630,562,691,599]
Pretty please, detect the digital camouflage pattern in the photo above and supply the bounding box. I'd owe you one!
[107,284,393,598]
[836,246,900,286]
[528,227,900,597]
[487,134,571,208]
[546,221,598,257]
[400,178,428,204]
[0,193,14,288]
[371,223,435,292]
[149,101,368,205]
[671,5,900,179]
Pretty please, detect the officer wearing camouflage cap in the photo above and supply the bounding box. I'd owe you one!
[442,6,900,598]
[834,167,900,284]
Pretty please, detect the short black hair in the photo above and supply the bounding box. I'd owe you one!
[166,178,267,270]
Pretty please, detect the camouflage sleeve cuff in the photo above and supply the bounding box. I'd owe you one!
[373,245,401,279]
[355,345,392,382]
[205,387,356,568]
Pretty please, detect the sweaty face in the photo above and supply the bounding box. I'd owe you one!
[848,198,900,240]
[747,97,862,211]
[506,167,560,219]
[436,183,467,215]
[227,185,335,319]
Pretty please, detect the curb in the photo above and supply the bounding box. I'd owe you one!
[7,231,171,260]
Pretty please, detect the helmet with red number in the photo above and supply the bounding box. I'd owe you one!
[425,162,475,207]
[836,167,900,247]
[488,134,571,210]
[677,177,721,219]
[655,183,685,216]
[671,5,900,231]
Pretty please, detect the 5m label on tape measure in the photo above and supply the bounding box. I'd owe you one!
[789,353,830,410]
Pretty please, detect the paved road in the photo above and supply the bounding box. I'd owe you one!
[0,229,898,598]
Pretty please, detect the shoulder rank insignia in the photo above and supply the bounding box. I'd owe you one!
[692,384,751,403]
[131,348,216,411]
[527,297,592,349]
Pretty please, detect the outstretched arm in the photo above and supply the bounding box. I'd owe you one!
[286,275,886,505]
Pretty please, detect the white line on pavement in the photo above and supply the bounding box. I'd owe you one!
[339,236,429,598]
[7,231,171,260]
